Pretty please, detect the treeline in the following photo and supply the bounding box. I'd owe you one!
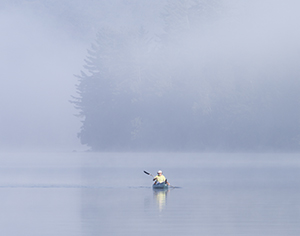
[72,0,300,152]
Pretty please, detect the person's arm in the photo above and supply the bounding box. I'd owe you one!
[153,176,158,185]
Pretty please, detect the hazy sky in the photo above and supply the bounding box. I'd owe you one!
[0,5,87,151]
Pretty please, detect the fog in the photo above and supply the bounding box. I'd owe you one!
[1,0,300,152]
[0,3,87,151]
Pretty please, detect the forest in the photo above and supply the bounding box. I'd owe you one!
[71,0,300,152]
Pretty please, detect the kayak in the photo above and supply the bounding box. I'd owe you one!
[152,182,169,189]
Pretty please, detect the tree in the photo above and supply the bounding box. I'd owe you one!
[72,27,154,151]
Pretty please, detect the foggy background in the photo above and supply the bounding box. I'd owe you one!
[1,0,300,152]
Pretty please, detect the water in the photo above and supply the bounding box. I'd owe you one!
[0,152,299,236]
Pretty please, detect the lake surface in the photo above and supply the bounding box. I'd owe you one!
[0,152,300,236]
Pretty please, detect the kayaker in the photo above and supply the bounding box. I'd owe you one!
[153,170,170,186]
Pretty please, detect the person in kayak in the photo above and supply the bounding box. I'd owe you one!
[153,170,170,186]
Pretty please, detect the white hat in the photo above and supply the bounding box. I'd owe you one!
[157,170,162,174]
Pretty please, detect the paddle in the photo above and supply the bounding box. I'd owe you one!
[143,170,154,177]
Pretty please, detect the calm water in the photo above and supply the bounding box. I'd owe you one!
[0,152,299,236]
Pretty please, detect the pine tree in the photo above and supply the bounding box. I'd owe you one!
[72,27,154,151]
[72,28,128,150]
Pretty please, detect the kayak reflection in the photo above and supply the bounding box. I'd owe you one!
[153,189,169,212]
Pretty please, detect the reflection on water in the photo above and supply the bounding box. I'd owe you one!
[153,189,169,212]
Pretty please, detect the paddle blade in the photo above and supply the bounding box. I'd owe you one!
[143,170,150,175]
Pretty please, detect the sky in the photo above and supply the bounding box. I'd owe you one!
[0,4,87,151]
